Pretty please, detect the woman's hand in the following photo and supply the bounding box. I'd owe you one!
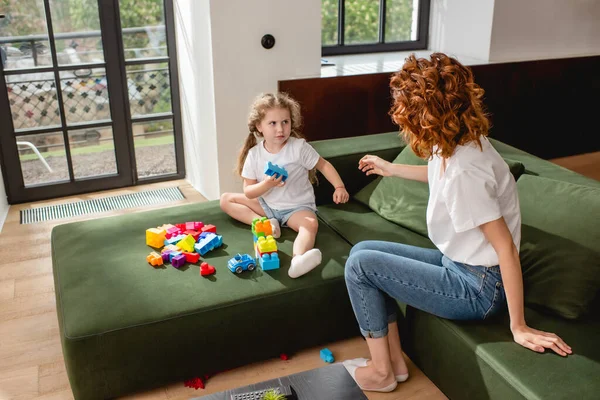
[333,187,349,204]
[512,325,572,356]
[359,155,393,177]
[263,174,285,188]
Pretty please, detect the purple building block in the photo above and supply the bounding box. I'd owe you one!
[171,254,186,268]
[161,251,173,263]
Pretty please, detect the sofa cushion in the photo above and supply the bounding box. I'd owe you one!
[353,145,526,237]
[52,200,358,399]
[353,146,430,236]
[317,201,435,249]
[405,306,600,400]
[517,175,600,319]
[310,132,406,206]
[490,138,600,189]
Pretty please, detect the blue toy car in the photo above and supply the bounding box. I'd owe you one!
[228,253,256,274]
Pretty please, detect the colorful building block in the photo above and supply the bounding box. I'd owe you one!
[185,222,196,231]
[201,224,217,234]
[146,228,166,248]
[256,235,277,253]
[146,251,163,266]
[264,161,288,182]
[185,230,201,241]
[169,251,183,262]
[164,234,186,247]
[200,262,216,276]
[171,254,186,268]
[259,252,280,271]
[193,221,204,230]
[176,223,187,231]
[194,232,223,255]
[252,217,273,238]
[320,348,334,363]
[178,234,196,253]
[161,251,173,263]
[163,244,180,253]
[183,252,200,263]
[165,226,182,239]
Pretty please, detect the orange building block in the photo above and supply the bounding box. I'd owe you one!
[146,251,163,266]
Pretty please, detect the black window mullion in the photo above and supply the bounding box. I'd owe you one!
[379,0,386,44]
[42,0,75,182]
[338,0,345,46]
[108,0,138,185]
[124,56,170,67]
[164,0,184,177]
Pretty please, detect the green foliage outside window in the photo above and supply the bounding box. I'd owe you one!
[321,0,415,46]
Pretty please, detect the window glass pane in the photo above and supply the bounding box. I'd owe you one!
[127,63,171,117]
[6,72,61,130]
[0,0,51,69]
[60,68,111,124]
[385,0,416,42]
[120,0,167,60]
[133,119,176,178]
[49,0,104,65]
[17,132,69,186]
[68,127,117,179]
[322,0,338,46]
[344,0,380,45]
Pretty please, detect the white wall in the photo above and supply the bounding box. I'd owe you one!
[490,0,600,62]
[174,0,321,200]
[429,0,496,62]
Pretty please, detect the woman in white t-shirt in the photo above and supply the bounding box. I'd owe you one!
[342,53,571,393]
[220,92,349,278]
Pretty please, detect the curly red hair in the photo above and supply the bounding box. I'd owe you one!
[389,53,490,159]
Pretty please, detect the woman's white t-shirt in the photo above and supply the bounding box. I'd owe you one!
[241,137,320,210]
[426,137,521,267]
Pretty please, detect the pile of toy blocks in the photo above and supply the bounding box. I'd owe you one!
[251,217,280,271]
[145,221,222,275]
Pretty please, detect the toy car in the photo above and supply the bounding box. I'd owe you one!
[227,253,256,274]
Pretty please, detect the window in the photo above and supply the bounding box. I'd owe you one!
[322,0,430,56]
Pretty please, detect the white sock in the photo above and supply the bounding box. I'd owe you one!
[288,248,322,278]
[269,218,281,239]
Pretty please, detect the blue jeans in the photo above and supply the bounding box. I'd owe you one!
[345,240,506,338]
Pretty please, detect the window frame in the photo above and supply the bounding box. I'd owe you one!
[321,0,431,56]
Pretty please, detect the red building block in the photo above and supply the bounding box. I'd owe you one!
[201,224,217,234]
[183,252,200,263]
[200,262,216,276]
[185,230,201,241]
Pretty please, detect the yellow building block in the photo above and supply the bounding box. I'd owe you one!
[178,234,196,253]
[146,228,166,248]
[257,235,277,253]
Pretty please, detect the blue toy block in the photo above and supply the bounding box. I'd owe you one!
[168,251,182,262]
[194,232,223,256]
[320,348,334,363]
[264,161,288,182]
[259,252,280,271]
[165,234,186,246]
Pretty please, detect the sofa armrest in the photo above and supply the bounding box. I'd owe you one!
[310,132,405,206]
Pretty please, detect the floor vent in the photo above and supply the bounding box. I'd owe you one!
[20,186,185,224]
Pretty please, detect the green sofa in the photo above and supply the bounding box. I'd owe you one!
[51,132,600,399]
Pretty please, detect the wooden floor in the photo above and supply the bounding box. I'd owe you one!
[0,153,597,400]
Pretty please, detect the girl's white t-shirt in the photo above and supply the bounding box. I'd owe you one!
[241,137,320,210]
[426,137,521,267]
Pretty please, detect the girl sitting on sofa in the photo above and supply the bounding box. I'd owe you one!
[342,52,572,393]
[221,92,349,278]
